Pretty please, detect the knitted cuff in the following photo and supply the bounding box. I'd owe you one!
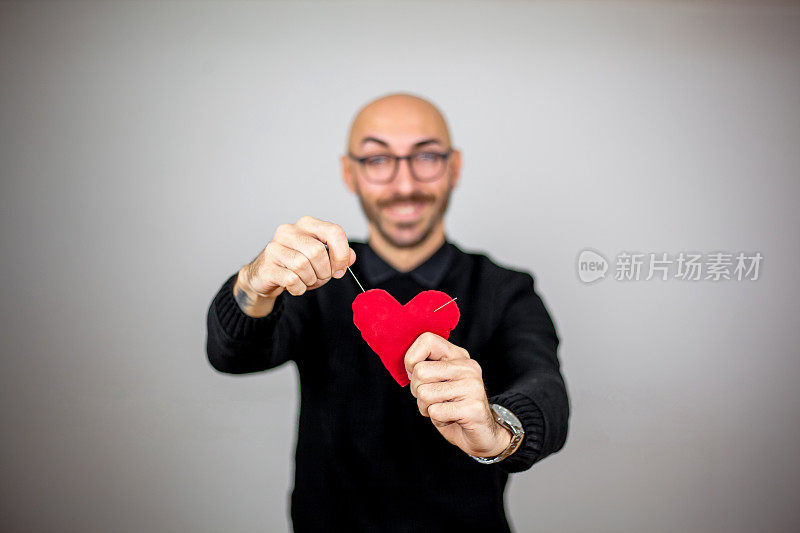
[487,390,546,474]
[213,272,286,340]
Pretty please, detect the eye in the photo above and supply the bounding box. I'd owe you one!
[364,155,391,167]
[414,152,440,163]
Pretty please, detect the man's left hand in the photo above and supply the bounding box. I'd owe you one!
[404,332,512,458]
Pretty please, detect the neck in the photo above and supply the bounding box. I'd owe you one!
[367,222,446,273]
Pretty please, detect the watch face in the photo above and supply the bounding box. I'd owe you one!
[492,404,521,428]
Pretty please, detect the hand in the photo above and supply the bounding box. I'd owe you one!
[234,215,356,317]
[404,332,513,458]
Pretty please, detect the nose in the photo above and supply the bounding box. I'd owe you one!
[391,157,417,194]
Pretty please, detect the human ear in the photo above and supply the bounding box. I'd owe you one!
[341,155,356,193]
[449,149,462,188]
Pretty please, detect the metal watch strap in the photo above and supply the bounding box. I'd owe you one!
[469,403,525,464]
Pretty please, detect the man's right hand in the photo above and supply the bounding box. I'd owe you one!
[233,215,356,317]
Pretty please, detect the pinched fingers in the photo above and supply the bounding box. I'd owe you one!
[404,332,470,379]
[290,231,334,281]
[414,378,485,417]
[266,240,318,288]
[269,216,356,293]
[273,222,330,281]
[408,358,482,399]
[427,398,489,427]
[295,215,353,277]
[274,266,311,296]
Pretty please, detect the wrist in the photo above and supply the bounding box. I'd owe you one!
[469,403,525,464]
[234,267,277,318]
[489,423,514,457]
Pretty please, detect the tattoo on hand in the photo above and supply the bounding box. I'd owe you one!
[234,286,253,311]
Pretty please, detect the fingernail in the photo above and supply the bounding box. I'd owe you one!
[407,371,412,381]
[334,270,345,278]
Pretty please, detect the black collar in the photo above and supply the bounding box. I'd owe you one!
[355,238,455,289]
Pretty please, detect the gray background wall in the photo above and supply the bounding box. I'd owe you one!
[1,1,799,531]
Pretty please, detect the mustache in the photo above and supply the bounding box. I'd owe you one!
[378,193,435,209]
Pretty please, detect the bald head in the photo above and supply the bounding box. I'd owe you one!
[346,93,452,153]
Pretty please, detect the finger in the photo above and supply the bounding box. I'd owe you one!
[274,264,308,296]
[293,232,334,281]
[268,240,318,287]
[428,399,486,425]
[416,380,476,416]
[272,225,328,280]
[324,243,357,273]
[404,332,470,376]
[296,216,351,277]
[274,225,346,285]
[410,359,482,398]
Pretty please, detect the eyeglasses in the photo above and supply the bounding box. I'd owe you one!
[347,149,453,185]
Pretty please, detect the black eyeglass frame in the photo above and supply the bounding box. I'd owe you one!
[347,148,454,184]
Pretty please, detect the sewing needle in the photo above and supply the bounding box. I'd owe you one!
[324,243,366,293]
[433,297,457,312]
[348,266,366,293]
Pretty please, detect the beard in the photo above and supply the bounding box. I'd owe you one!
[355,179,453,249]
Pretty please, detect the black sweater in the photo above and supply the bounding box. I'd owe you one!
[206,238,569,532]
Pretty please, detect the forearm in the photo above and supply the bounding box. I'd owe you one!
[490,375,568,473]
[486,271,570,473]
[206,272,288,374]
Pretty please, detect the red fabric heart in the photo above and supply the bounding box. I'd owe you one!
[352,289,461,387]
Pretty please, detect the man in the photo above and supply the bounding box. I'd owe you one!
[206,93,569,532]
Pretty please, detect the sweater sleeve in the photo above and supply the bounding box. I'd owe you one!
[205,272,310,374]
[485,271,570,474]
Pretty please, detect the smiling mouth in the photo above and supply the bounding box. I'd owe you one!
[384,201,427,222]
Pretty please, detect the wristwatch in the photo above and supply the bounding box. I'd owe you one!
[469,403,525,464]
